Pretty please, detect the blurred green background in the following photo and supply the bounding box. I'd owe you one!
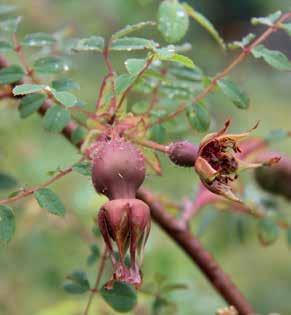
[1,0,291,314]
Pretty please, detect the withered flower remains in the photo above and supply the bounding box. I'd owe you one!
[195,121,280,202]
[90,137,151,288]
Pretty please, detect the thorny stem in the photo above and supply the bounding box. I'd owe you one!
[154,12,291,126]
[12,33,35,79]
[137,188,255,315]
[83,248,108,315]
[116,55,154,112]
[96,73,112,109]
[102,42,117,116]
[144,65,168,120]
[0,159,83,206]
[0,90,13,99]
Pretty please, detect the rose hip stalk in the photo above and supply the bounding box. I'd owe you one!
[90,136,150,288]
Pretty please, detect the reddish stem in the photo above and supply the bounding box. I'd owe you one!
[137,188,255,315]
[96,73,112,109]
[116,55,154,112]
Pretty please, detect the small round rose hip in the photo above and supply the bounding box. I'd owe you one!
[168,141,198,167]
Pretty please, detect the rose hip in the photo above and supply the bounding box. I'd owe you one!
[168,141,198,167]
[91,138,145,199]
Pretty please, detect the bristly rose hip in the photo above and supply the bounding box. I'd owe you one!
[89,136,150,288]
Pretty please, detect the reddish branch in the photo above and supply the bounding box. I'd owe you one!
[137,188,254,315]
[0,163,76,206]
[83,248,108,315]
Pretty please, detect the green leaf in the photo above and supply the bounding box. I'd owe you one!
[73,36,104,52]
[154,46,175,61]
[150,124,166,143]
[71,126,85,145]
[115,74,136,95]
[183,3,225,49]
[228,33,255,50]
[265,129,288,143]
[154,46,195,69]
[18,93,47,118]
[251,11,281,26]
[33,56,69,74]
[166,53,195,69]
[51,89,77,107]
[0,173,17,190]
[0,4,17,15]
[251,45,291,71]
[168,64,202,81]
[186,103,210,132]
[0,65,24,84]
[217,79,250,109]
[8,190,22,198]
[282,23,291,36]
[100,281,137,313]
[43,106,70,133]
[51,78,80,91]
[112,21,156,40]
[34,188,66,216]
[63,283,88,294]
[125,58,146,75]
[0,205,15,243]
[22,32,56,47]
[87,244,100,266]
[0,16,21,32]
[158,0,189,43]
[64,271,90,294]
[72,161,91,176]
[111,37,158,51]
[143,69,169,82]
[0,40,13,52]
[258,218,279,246]
[13,84,47,95]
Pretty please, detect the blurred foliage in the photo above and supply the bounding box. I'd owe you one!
[1,1,291,315]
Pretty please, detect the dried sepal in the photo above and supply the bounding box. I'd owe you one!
[195,120,280,202]
[97,199,151,288]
